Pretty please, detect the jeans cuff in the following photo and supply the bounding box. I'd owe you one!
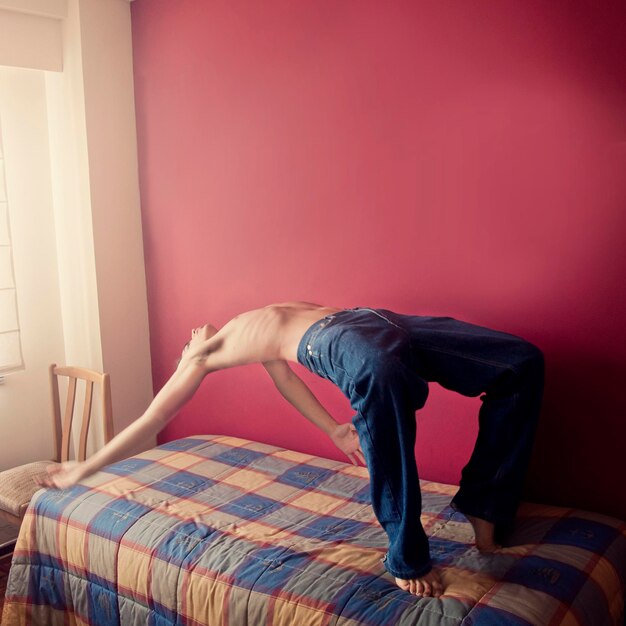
[382,553,432,579]
[450,497,510,525]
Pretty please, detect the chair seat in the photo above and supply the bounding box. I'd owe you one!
[0,461,58,518]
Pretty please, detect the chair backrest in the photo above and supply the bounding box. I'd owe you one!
[49,364,113,463]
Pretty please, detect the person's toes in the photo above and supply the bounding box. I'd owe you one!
[395,577,410,591]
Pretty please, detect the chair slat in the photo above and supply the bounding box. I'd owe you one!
[78,381,94,462]
[60,377,77,463]
[49,363,62,463]
[102,373,114,445]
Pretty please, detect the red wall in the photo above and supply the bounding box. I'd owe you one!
[131,1,626,521]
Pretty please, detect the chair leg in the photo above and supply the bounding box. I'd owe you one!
[0,538,16,559]
[0,517,19,558]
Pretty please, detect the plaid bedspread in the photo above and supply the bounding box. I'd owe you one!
[2,435,625,626]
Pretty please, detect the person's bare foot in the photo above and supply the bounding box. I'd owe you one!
[395,569,443,597]
[465,514,501,552]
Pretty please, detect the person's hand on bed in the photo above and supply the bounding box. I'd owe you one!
[330,423,366,466]
[36,461,87,490]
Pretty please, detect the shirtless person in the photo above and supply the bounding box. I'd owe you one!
[40,301,544,599]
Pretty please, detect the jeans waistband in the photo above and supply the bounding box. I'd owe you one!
[297,309,352,369]
[296,307,396,373]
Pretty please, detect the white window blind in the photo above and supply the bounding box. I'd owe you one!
[0,116,24,375]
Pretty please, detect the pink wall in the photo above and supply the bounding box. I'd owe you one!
[131,1,626,521]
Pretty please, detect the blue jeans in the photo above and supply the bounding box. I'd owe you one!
[297,307,544,579]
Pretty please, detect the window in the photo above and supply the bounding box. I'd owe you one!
[0,116,24,376]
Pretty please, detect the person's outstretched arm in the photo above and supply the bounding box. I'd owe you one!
[263,360,366,466]
[39,358,210,490]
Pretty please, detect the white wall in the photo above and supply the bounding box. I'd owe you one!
[0,0,154,469]
[0,8,63,71]
[0,0,66,18]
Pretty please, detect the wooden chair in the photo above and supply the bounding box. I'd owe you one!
[0,364,113,528]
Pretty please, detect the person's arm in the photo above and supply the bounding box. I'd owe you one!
[263,360,366,466]
[39,358,210,489]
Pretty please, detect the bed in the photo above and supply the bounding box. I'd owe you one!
[2,434,625,625]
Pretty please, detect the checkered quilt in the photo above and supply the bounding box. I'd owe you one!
[2,435,625,625]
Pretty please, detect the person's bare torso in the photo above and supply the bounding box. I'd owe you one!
[206,301,341,370]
